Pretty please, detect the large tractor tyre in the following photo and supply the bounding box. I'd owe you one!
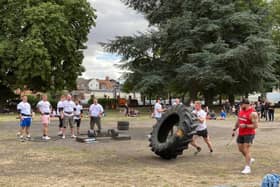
[117,121,129,131]
[149,104,199,160]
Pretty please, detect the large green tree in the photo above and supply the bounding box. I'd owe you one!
[106,0,278,105]
[0,0,96,93]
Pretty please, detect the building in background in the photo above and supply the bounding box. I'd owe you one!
[72,76,141,105]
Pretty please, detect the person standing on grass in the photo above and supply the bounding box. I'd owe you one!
[89,99,104,134]
[74,100,83,135]
[17,95,32,139]
[60,94,76,139]
[264,101,269,121]
[232,98,258,174]
[153,98,165,122]
[190,101,214,154]
[173,98,182,106]
[57,95,65,136]
[268,102,275,122]
[36,95,52,140]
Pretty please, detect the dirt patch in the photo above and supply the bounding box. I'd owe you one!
[0,114,279,186]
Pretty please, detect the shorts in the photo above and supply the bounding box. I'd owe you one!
[74,119,81,127]
[196,129,208,138]
[20,118,32,127]
[63,115,74,128]
[237,135,255,144]
[41,115,50,124]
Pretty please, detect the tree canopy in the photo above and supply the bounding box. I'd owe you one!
[105,0,279,104]
[0,0,96,93]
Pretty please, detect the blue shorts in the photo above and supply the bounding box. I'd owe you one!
[20,118,32,127]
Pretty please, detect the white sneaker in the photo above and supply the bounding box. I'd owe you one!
[58,131,63,136]
[17,132,21,137]
[26,134,31,139]
[71,134,76,138]
[62,135,66,139]
[250,158,255,165]
[42,136,51,140]
[241,166,251,174]
[20,135,24,139]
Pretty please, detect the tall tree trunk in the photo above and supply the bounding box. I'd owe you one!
[181,93,186,104]
[204,93,214,107]
[229,94,235,105]
[189,90,197,103]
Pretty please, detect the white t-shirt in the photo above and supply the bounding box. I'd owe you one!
[36,100,51,114]
[57,100,64,116]
[154,103,162,119]
[62,100,76,116]
[17,102,32,117]
[192,109,207,131]
[74,104,83,119]
[173,102,183,106]
[89,104,104,117]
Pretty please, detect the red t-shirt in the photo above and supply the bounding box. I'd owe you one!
[238,107,256,136]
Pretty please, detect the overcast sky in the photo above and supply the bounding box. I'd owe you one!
[81,0,149,80]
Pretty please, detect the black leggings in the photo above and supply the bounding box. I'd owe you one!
[75,119,81,127]
[59,116,63,128]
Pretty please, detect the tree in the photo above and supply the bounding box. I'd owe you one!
[106,0,278,105]
[103,33,169,99]
[0,0,96,93]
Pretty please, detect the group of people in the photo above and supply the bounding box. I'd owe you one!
[17,94,104,140]
[254,101,275,122]
[153,98,258,174]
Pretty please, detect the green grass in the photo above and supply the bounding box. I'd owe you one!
[0,114,20,122]
[0,110,152,123]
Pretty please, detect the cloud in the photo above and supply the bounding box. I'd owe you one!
[82,0,149,80]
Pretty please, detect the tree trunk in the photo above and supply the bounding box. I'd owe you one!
[204,94,214,107]
[181,93,186,104]
[229,94,235,105]
[189,90,197,103]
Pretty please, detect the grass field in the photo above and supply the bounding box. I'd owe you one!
[0,111,279,187]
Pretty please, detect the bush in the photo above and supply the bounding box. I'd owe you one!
[27,95,40,109]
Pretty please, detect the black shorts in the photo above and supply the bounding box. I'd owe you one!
[196,129,208,138]
[237,135,255,144]
[75,119,81,127]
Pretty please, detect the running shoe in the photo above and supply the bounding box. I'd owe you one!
[71,134,76,138]
[58,131,63,136]
[241,166,251,174]
[42,136,51,140]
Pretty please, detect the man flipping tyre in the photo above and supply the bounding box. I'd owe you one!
[191,101,214,154]
[232,98,258,174]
